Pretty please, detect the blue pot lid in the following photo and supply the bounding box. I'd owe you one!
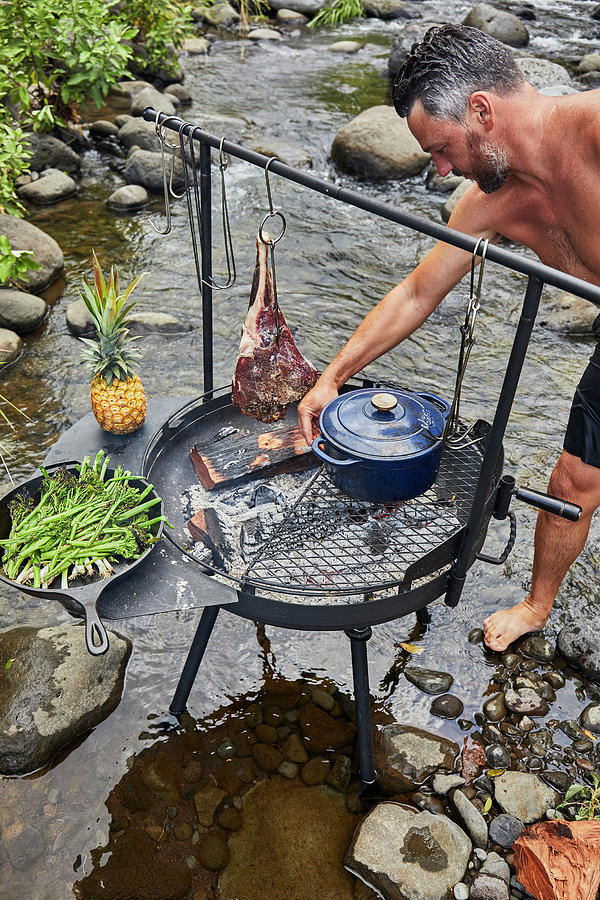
[319,388,447,461]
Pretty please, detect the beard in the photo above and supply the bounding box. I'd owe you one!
[454,133,510,194]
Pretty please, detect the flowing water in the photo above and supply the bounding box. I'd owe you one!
[2,2,600,896]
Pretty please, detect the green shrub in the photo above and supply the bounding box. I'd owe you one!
[119,0,194,75]
[308,0,364,27]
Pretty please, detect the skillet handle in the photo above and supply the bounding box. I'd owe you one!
[85,605,110,655]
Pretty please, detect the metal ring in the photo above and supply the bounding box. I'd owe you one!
[218,136,229,172]
[259,210,286,245]
[155,113,183,151]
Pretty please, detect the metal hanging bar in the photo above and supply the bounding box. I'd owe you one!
[143,108,600,305]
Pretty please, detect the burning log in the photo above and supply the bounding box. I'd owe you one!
[513,819,600,900]
[188,508,233,569]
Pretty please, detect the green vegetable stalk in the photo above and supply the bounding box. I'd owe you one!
[0,450,172,588]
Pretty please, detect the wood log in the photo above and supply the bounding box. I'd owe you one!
[513,819,600,900]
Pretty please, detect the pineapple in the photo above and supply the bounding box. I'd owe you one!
[79,251,147,435]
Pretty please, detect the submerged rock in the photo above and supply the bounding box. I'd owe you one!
[17,171,77,205]
[377,724,459,793]
[0,624,131,776]
[346,804,471,900]
[404,666,454,695]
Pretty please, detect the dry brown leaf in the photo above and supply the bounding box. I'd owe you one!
[399,642,424,655]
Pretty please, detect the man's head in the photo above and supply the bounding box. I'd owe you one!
[394,25,525,192]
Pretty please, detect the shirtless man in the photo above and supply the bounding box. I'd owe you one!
[297,24,600,652]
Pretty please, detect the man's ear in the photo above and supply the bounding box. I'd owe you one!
[468,92,494,130]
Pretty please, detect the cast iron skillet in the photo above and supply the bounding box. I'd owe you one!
[0,461,164,655]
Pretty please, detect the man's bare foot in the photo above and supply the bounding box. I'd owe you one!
[483,599,550,652]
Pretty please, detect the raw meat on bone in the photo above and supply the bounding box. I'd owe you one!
[232,235,318,423]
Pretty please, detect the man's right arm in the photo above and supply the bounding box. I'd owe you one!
[298,196,498,443]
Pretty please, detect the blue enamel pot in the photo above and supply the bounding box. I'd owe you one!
[312,388,451,503]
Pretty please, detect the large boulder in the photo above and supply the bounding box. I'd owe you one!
[388,22,442,81]
[516,57,572,90]
[463,3,529,46]
[0,624,131,775]
[130,86,177,118]
[251,138,312,167]
[332,106,430,180]
[363,0,418,20]
[346,804,471,900]
[118,117,161,152]
[200,0,241,25]
[0,328,23,363]
[23,133,80,174]
[106,184,150,213]
[268,0,324,13]
[123,149,185,194]
[557,616,600,681]
[0,289,47,333]
[441,179,471,221]
[376,724,459,793]
[493,772,559,824]
[538,291,599,336]
[0,214,63,292]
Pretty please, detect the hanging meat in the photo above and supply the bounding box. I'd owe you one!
[232,235,318,424]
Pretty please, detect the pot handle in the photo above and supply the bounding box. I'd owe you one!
[311,438,360,467]
[417,392,451,419]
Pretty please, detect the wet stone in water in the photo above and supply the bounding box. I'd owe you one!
[525,756,544,773]
[301,757,330,786]
[244,703,263,727]
[217,738,237,759]
[573,738,594,753]
[311,687,335,711]
[404,666,454,695]
[501,653,521,670]
[543,670,565,690]
[218,807,243,830]
[283,733,309,764]
[483,692,507,723]
[252,743,283,772]
[468,628,484,644]
[430,694,464,719]
[255,724,278,744]
[197,833,230,871]
[277,760,299,779]
[580,702,600,734]
[517,635,555,663]
[327,755,352,792]
[486,743,511,769]
[174,822,193,840]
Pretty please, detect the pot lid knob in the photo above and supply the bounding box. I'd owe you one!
[371,392,398,412]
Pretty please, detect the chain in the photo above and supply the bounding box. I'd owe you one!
[443,237,489,450]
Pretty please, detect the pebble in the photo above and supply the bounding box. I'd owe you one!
[580,702,600,734]
[404,666,454,694]
[197,833,230,871]
[174,823,193,840]
[483,693,507,722]
[255,724,279,744]
[283,733,309,764]
[301,757,330,786]
[454,883,469,899]
[430,694,464,719]
[543,670,565,690]
[217,738,237,760]
[312,687,335,711]
[525,756,544,773]
[474,848,487,861]
[486,743,511,768]
[245,704,263,727]
[47,788,60,805]
[264,706,284,727]
[489,813,524,848]
[277,760,299,779]
[468,628,484,644]
[218,807,242,831]
[517,635,555,663]
[183,761,204,783]
[186,855,197,870]
[502,653,521,669]
[167,805,178,818]
[252,743,283,772]
[326,755,352,792]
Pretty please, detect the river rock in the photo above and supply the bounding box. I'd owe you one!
[388,22,441,81]
[268,0,323,12]
[470,872,510,900]
[197,832,230,871]
[118,118,161,152]
[377,724,459,793]
[327,754,352,792]
[463,3,529,46]
[106,184,150,212]
[426,169,465,193]
[128,311,190,334]
[332,106,430,180]
[130,86,177,118]
[0,214,63,292]
[248,27,282,39]
[430,694,463,718]
[504,686,548,716]
[116,79,154,98]
[283,732,309,763]
[201,0,240,24]
[493,771,559,823]
[328,40,362,53]
[516,57,571,89]
[193,783,226,826]
[516,634,555,663]
[405,666,454,695]
[0,624,131,776]
[2,823,47,871]
[301,756,330,785]
[488,813,523,848]
[252,742,283,771]
[141,754,182,803]
[298,701,356,751]
[579,52,600,74]
[557,617,600,681]
[449,788,488,848]
[0,327,23,363]
[89,120,119,138]
[164,83,193,105]
[123,149,184,194]
[0,289,47,333]
[580,702,600,733]
[181,36,210,53]
[277,8,309,23]
[432,774,465,794]
[485,743,511,769]
[251,138,312,167]
[442,179,471,222]
[483,692,507,722]
[23,133,80,175]
[537,291,599,335]
[363,0,415,19]
[17,171,77,205]
[346,804,472,900]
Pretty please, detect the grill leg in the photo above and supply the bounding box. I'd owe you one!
[416,606,431,626]
[170,606,220,716]
[346,626,377,799]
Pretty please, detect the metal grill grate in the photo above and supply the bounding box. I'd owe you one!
[244,421,491,595]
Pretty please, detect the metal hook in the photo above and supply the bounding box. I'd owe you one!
[259,157,286,246]
[148,111,177,234]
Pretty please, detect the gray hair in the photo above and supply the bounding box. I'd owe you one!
[393,25,525,122]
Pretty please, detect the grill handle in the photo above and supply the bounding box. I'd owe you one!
[514,486,581,521]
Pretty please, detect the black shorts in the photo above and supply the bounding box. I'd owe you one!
[564,313,600,468]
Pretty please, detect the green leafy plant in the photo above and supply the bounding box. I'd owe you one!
[0,236,41,287]
[558,774,600,820]
[119,0,194,75]
[0,119,32,217]
[308,0,364,27]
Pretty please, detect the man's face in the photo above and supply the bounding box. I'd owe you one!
[407,100,509,194]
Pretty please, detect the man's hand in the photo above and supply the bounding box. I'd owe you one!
[298,378,339,445]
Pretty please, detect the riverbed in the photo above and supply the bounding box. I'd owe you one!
[2,1,600,896]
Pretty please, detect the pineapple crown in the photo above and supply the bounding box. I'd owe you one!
[79,251,146,386]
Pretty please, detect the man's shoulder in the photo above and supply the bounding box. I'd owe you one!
[446,181,507,242]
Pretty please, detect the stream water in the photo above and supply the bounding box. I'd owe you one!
[2,2,600,896]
